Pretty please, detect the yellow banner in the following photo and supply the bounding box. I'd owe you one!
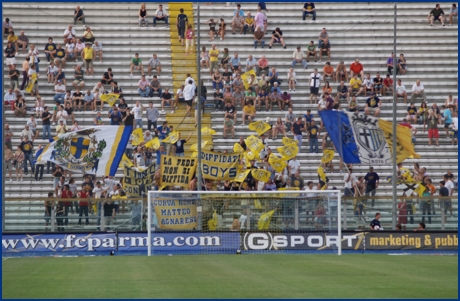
[153,198,198,230]
[245,135,265,157]
[282,137,297,146]
[25,73,37,93]
[258,210,275,230]
[190,141,208,152]
[268,153,287,173]
[321,149,335,163]
[200,150,240,180]
[201,127,217,135]
[162,130,180,144]
[251,169,271,183]
[234,169,251,182]
[100,93,120,106]
[144,137,160,150]
[248,120,271,136]
[241,69,256,90]
[277,143,299,161]
[378,119,421,163]
[123,164,156,197]
[131,128,144,146]
[317,165,327,182]
[160,155,197,188]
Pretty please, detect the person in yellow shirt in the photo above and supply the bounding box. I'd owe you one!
[208,44,219,76]
[348,74,364,97]
[243,12,255,35]
[81,43,95,76]
[242,102,256,125]
[7,31,18,51]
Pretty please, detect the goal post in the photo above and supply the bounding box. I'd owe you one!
[147,190,341,256]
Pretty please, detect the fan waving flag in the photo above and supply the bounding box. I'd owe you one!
[248,120,271,136]
[257,210,275,230]
[319,111,391,165]
[100,93,120,106]
[39,126,132,176]
[378,119,421,163]
[131,128,144,146]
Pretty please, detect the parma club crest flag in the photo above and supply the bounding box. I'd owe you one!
[39,126,132,176]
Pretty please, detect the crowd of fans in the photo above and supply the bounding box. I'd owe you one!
[2,2,458,230]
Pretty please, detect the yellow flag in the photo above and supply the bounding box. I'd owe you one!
[282,137,298,146]
[378,119,421,163]
[201,127,217,135]
[245,135,265,157]
[251,169,271,183]
[400,168,416,184]
[191,151,198,158]
[241,69,257,90]
[112,194,128,200]
[278,187,300,198]
[207,211,218,230]
[257,210,275,230]
[414,184,426,197]
[233,143,245,153]
[162,130,180,144]
[190,141,208,152]
[119,154,134,168]
[277,143,299,161]
[100,93,120,106]
[248,120,271,136]
[254,199,263,209]
[321,149,335,163]
[317,165,327,182]
[268,153,287,172]
[25,73,37,93]
[144,137,160,150]
[131,128,144,146]
[234,169,251,182]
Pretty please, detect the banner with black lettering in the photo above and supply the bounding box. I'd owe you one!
[153,199,198,230]
[123,164,156,197]
[200,150,239,180]
[364,232,458,251]
[160,156,197,188]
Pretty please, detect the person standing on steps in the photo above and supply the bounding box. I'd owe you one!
[176,8,188,46]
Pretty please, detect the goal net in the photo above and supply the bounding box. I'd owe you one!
[147,190,341,256]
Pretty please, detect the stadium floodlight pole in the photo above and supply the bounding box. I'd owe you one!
[391,2,398,230]
[196,2,202,192]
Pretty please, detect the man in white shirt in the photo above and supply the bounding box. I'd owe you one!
[20,125,34,141]
[175,85,185,104]
[148,53,162,77]
[288,156,301,176]
[396,79,407,103]
[54,80,66,104]
[291,46,307,69]
[343,168,358,197]
[183,79,196,115]
[83,89,95,111]
[443,174,455,196]
[245,55,257,73]
[63,25,76,44]
[410,79,427,103]
[132,101,144,129]
[153,4,169,28]
[309,68,323,104]
[184,73,196,86]
[138,74,150,98]
[56,105,69,125]
[362,73,374,96]
[451,111,458,145]
[65,39,76,62]
[4,88,16,104]
[304,181,318,224]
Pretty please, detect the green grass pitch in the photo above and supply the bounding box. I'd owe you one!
[2,254,458,299]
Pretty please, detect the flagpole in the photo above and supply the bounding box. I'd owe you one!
[391,2,398,229]
[196,2,202,192]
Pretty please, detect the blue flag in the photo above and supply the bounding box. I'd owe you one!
[318,111,361,164]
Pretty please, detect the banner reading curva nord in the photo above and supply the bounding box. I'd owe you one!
[160,155,197,188]
[153,198,198,230]
[200,150,239,180]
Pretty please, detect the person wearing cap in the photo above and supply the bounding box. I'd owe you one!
[292,46,307,69]
[364,93,381,117]
[138,74,150,98]
[54,80,66,104]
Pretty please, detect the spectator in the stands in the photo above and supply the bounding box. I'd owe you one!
[306,41,317,62]
[138,3,148,27]
[185,25,194,56]
[287,67,297,91]
[292,46,307,69]
[245,55,257,73]
[220,48,230,69]
[383,74,393,96]
[269,90,282,111]
[14,96,26,117]
[83,89,95,111]
[3,18,13,35]
[232,86,245,107]
[309,68,323,104]
[245,87,257,104]
[147,53,161,77]
[212,70,223,91]
[9,64,19,90]
[177,8,188,45]
[223,116,235,139]
[28,44,40,73]
[101,67,113,86]
[81,43,95,76]
[428,3,446,26]
[149,75,162,98]
[272,117,287,140]
[218,18,226,41]
[319,40,330,62]
[129,53,144,77]
[269,27,286,49]
[410,80,427,103]
[214,88,224,111]
[175,85,185,105]
[146,101,160,132]
[323,62,334,82]
[241,101,256,125]
[72,88,84,111]
[232,4,245,34]
[373,72,384,96]
[449,3,457,26]
[348,73,364,97]
[302,2,317,20]
[406,102,418,124]
[4,42,16,71]
[13,145,24,182]
[47,61,58,83]
[396,79,407,103]
[246,74,259,91]
[364,93,381,117]
[268,67,281,86]
[318,27,329,48]
[230,52,241,72]
[153,4,169,28]
[74,38,85,61]
[386,52,394,75]
[254,5,267,33]
[7,31,18,52]
[73,6,86,25]
[256,55,269,76]
[81,26,95,44]
[396,53,407,75]
[451,111,458,145]
[349,59,364,79]
[281,92,293,111]
[54,80,66,104]
[348,96,358,113]
[209,44,219,75]
[243,12,255,35]
[201,46,210,70]
[206,18,218,41]
[442,105,453,137]
[427,109,439,146]
[54,44,66,68]
[17,31,28,54]
[399,118,418,143]
[65,38,76,62]
[92,41,102,62]
[335,80,349,103]
[225,101,237,123]
[161,88,174,114]
[253,22,265,49]
[362,73,374,96]
[335,60,348,83]
[138,74,150,98]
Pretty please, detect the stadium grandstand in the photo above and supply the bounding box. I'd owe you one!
[2,2,458,233]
